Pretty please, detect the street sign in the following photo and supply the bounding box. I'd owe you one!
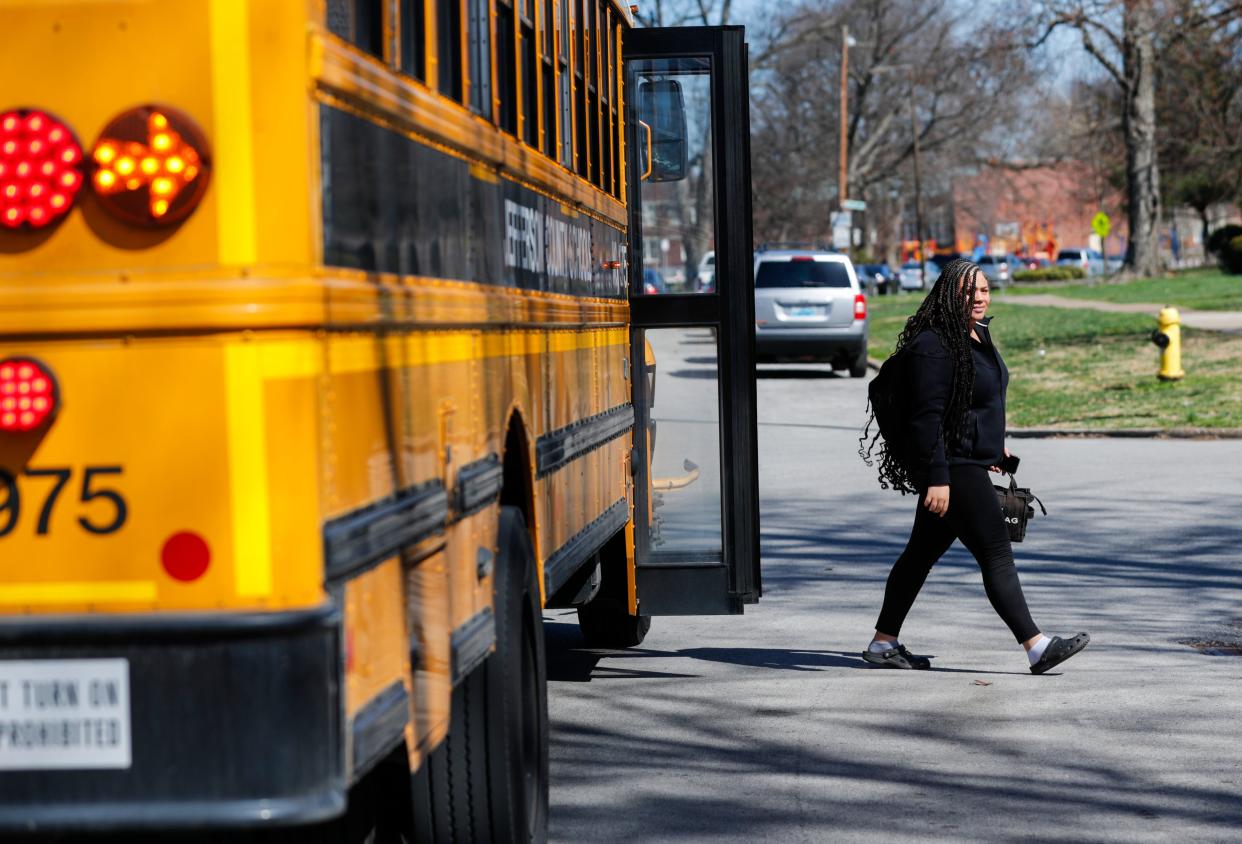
[830,211,852,249]
[1092,211,1111,240]
[842,198,867,211]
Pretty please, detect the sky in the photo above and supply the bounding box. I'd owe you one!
[720,0,1091,93]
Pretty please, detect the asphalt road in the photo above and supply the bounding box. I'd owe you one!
[546,347,1242,842]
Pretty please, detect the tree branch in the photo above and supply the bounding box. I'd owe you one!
[1080,26,1128,90]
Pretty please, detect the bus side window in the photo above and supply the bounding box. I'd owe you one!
[468,0,491,115]
[613,16,624,198]
[541,0,555,156]
[436,0,464,102]
[496,0,518,134]
[558,0,573,169]
[574,0,588,177]
[603,5,616,196]
[585,0,598,186]
[328,0,384,59]
[520,0,538,147]
[400,0,427,82]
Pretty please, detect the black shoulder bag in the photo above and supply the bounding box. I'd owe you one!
[994,475,1046,543]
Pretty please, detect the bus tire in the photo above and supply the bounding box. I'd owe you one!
[576,597,651,648]
[486,506,549,843]
[411,666,489,843]
[410,506,547,843]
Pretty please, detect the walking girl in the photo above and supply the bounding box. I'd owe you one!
[860,259,1088,674]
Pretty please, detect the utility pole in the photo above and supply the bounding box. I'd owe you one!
[838,25,849,211]
[907,69,926,285]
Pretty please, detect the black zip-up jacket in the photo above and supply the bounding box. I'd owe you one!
[905,320,1008,488]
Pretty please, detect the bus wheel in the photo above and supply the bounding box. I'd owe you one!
[412,506,548,843]
[577,596,651,648]
[487,506,549,842]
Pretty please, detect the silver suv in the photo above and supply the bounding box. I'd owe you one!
[753,248,869,377]
[976,254,1014,289]
[1056,248,1106,276]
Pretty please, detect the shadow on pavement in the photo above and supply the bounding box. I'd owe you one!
[665,368,719,379]
[755,368,842,379]
[551,682,1242,841]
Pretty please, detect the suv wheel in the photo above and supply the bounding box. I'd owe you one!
[849,349,869,378]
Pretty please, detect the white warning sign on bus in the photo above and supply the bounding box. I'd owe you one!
[0,658,132,770]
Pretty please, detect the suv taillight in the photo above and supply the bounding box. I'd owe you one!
[854,294,867,320]
[0,357,59,433]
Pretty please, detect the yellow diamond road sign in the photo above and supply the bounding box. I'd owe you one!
[1092,211,1111,239]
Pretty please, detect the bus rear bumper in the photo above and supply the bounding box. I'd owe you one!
[0,604,344,834]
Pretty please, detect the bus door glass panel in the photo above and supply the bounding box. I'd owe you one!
[629,57,715,297]
[639,327,723,560]
[625,27,759,616]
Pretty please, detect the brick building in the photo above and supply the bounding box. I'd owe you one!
[952,162,1129,260]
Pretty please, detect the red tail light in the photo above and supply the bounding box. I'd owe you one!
[0,357,59,433]
[161,531,212,582]
[854,294,867,320]
[0,109,85,230]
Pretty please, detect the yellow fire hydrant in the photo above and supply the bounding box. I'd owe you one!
[1150,306,1185,381]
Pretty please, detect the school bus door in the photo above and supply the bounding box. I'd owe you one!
[624,26,760,614]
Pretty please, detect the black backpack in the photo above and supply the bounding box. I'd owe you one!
[860,348,918,492]
[866,349,912,465]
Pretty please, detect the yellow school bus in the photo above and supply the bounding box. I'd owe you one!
[0,0,758,839]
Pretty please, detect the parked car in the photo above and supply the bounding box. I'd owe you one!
[898,260,939,291]
[696,251,715,292]
[976,254,1015,289]
[642,268,668,295]
[752,248,869,377]
[1056,248,1106,276]
[1019,256,1051,270]
[858,262,894,295]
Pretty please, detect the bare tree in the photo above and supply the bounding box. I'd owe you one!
[1028,0,1242,276]
[1159,1,1242,255]
[749,0,1041,250]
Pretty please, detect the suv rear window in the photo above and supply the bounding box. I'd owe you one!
[755,260,851,289]
[1058,250,1082,260]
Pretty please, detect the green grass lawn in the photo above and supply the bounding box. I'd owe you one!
[868,293,1242,429]
[1005,267,1242,311]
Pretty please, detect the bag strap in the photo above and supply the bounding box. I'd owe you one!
[1030,492,1047,516]
[1008,472,1047,515]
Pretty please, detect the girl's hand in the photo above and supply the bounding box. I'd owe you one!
[924,485,950,516]
[990,447,1013,474]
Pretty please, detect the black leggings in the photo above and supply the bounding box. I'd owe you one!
[876,464,1040,643]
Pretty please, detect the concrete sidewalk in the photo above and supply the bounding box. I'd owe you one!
[1004,293,1242,333]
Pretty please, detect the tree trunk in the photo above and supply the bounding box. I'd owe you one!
[1198,207,1210,266]
[1122,1,1162,277]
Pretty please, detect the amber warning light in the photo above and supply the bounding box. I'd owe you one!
[91,105,210,226]
[0,358,59,433]
[0,109,85,230]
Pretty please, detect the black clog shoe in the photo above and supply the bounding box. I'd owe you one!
[1030,632,1091,675]
[862,643,932,670]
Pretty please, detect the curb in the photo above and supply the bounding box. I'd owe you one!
[865,358,1242,440]
[1008,428,1242,440]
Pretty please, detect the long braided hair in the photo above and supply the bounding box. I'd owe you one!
[859,259,981,493]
